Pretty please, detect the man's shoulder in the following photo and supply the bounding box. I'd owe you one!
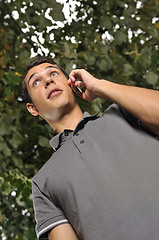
[100,104,124,121]
[32,153,55,184]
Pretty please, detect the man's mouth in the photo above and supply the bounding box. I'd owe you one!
[47,88,63,99]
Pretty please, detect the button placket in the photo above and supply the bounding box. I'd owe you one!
[72,130,89,154]
[75,133,85,145]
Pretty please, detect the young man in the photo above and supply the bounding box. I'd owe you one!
[23,57,159,240]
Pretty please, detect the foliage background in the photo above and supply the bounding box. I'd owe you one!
[0,0,159,239]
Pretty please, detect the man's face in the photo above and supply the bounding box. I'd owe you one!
[25,63,75,122]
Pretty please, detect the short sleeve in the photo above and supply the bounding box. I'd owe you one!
[32,180,68,239]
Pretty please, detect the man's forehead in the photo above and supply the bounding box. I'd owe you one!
[27,63,59,77]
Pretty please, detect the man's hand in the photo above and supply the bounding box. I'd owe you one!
[69,68,159,135]
[68,69,100,101]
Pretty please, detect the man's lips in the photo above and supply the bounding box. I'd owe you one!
[47,88,63,99]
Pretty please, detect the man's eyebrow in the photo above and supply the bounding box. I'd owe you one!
[27,65,59,86]
[45,65,59,70]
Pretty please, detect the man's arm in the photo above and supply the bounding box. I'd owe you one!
[49,223,78,240]
[69,69,159,135]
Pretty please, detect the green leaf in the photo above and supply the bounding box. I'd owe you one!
[33,0,48,11]
[145,71,158,85]
[65,60,74,73]
[4,86,12,97]
[38,136,49,147]
[6,71,20,86]
[26,227,36,239]
[97,57,112,72]
[84,53,96,66]
[12,156,23,169]
[0,141,11,157]
[147,26,159,39]
[9,132,22,149]
[1,180,12,195]
[100,16,112,29]
[0,101,3,111]
[50,4,65,22]
[114,30,127,45]
[150,54,159,70]
[39,17,52,30]
[124,63,134,77]
[0,122,8,136]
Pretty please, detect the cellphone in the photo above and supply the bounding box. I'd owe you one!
[71,83,82,96]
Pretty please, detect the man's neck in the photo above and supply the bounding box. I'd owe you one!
[49,105,84,134]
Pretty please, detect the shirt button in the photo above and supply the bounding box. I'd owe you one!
[64,132,69,136]
[80,140,84,144]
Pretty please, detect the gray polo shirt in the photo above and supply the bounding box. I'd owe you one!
[32,104,159,240]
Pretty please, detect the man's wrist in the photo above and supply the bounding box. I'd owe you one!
[93,79,111,99]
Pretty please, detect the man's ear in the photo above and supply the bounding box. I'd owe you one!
[26,103,39,116]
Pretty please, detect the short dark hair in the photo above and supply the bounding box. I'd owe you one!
[22,57,69,103]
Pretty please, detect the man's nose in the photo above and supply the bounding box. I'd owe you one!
[44,75,54,88]
[45,80,54,87]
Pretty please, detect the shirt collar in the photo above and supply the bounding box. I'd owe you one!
[50,112,99,151]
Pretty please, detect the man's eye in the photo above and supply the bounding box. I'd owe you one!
[33,80,40,87]
[51,72,57,77]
